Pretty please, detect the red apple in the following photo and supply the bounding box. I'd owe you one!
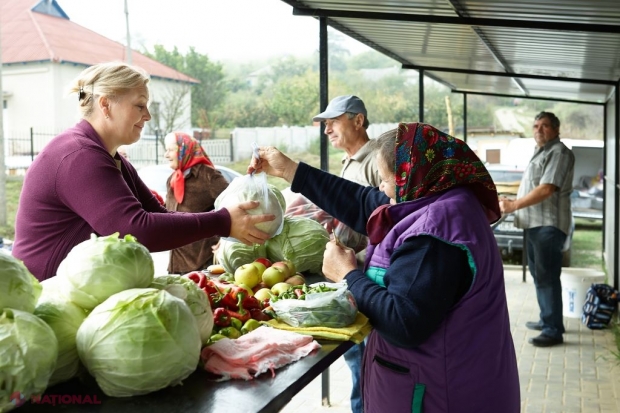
[271,261,292,279]
[254,257,272,268]
[285,274,306,286]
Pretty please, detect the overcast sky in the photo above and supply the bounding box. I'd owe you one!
[58,0,370,61]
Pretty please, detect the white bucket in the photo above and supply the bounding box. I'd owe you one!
[561,268,606,318]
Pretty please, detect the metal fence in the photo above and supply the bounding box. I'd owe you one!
[3,128,233,174]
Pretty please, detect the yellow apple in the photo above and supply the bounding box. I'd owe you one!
[271,282,293,296]
[252,261,267,277]
[271,261,292,279]
[234,263,260,289]
[254,288,273,302]
[262,266,287,288]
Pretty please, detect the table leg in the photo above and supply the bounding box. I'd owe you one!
[321,368,330,407]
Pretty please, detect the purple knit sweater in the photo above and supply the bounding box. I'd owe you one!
[13,120,231,280]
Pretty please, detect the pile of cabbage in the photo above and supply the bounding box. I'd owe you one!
[217,215,330,275]
[0,253,56,412]
[0,233,213,405]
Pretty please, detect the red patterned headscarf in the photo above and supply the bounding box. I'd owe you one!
[394,122,500,222]
[168,132,214,203]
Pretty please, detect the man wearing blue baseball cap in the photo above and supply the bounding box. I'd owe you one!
[314,95,381,413]
[313,95,379,188]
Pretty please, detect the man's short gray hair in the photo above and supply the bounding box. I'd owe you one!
[346,112,370,129]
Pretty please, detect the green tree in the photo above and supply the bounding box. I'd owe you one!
[264,71,320,125]
[144,45,227,130]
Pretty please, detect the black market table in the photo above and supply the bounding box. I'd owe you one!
[19,340,353,413]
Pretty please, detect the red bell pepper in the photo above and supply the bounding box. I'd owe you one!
[213,307,231,327]
[227,293,251,322]
[249,308,272,321]
[184,271,207,289]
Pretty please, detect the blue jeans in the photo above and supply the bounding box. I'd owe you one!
[525,226,566,339]
[344,341,365,413]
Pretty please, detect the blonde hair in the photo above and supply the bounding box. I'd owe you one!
[68,62,150,118]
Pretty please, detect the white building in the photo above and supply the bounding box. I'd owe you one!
[1,0,197,153]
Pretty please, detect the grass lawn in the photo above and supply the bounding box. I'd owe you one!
[0,178,22,241]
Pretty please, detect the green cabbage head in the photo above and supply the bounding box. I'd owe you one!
[266,216,330,274]
[149,275,213,344]
[216,238,267,273]
[56,233,154,310]
[34,279,88,386]
[0,308,58,412]
[76,288,201,397]
[0,253,42,313]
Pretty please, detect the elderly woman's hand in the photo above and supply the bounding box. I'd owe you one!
[226,201,275,245]
[247,146,299,183]
[322,240,358,283]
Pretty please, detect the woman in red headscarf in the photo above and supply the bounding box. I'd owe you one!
[249,123,520,413]
[164,132,229,273]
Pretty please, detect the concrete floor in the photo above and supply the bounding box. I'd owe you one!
[280,266,620,413]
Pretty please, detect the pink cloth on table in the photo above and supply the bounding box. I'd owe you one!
[201,326,321,381]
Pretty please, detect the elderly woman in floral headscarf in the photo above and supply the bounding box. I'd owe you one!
[164,132,229,274]
[249,123,520,413]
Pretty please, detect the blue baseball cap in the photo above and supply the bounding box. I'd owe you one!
[312,95,367,122]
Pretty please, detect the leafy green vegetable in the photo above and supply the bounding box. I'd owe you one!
[0,253,42,313]
[34,287,88,386]
[0,308,58,411]
[56,233,154,310]
[266,216,330,274]
[216,239,267,274]
[149,275,214,344]
[76,288,201,397]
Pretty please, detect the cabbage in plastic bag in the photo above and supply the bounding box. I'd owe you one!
[214,173,284,238]
[76,288,201,397]
[266,216,330,274]
[149,275,213,344]
[0,308,58,412]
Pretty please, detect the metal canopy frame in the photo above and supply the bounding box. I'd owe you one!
[277,0,620,294]
[277,0,620,405]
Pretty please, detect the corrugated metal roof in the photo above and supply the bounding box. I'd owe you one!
[279,0,620,104]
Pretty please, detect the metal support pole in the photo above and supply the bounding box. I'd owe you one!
[155,129,159,165]
[319,17,329,172]
[30,127,34,162]
[463,93,468,142]
[419,70,424,122]
[522,230,527,282]
[319,16,331,407]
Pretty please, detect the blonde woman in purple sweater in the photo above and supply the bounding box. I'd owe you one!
[13,62,273,281]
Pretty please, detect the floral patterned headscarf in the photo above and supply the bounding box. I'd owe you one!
[394,122,500,222]
[168,132,214,203]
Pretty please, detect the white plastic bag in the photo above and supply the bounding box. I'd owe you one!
[214,172,284,239]
[271,282,358,328]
